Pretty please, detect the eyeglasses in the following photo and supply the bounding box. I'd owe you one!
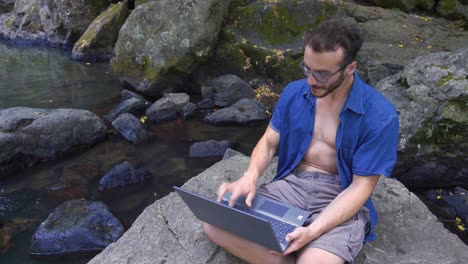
[299,61,348,83]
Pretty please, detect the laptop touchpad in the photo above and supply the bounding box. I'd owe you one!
[259,201,288,217]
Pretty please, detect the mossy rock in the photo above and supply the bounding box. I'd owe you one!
[436,0,467,20]
[209,0,341,88]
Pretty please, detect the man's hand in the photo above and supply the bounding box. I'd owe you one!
[280,226,320,256]
[217,174,257,207]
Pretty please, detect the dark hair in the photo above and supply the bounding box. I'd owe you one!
[305,18,363,66]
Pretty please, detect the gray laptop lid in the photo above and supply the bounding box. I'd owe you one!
[174,186,310,252]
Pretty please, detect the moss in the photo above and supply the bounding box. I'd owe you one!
[438,72,454,86]
[5,16,13,30]
[439,0,458,11]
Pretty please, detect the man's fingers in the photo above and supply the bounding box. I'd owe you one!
[229,190,241,207]
[217,182,228,202]
[285,230,298,242]
[245,191,255,207]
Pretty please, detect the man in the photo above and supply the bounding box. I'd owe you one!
[203,18,399,264]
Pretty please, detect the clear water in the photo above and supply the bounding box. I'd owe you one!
[0,41,266,263]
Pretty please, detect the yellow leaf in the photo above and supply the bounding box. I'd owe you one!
[456,217,462,223]
[427,45,432,49]
[398,44,404,48]
[458,224,465,231]
[388,44,393,47]
[437,195,442,199]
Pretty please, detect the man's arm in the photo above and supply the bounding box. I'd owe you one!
[217,125,280,207]
[282,174,380,255]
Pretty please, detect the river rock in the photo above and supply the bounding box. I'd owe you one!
[87,151,468,264]
[376,48,468,189]
[111,113,153,144]
[189,140,237,158]
[0,0,112,46]
[104,97,147,122]
[0,107,107,178]
[163,93,190,112]
[210,74,256,107]
[110,0,232,96]
[181,103,197,120]
[121,89,148,103]
[72,2,130,62]
[99,161,152,190]
[204,98,267,125]
[197,97,215,110]
[145,97,177,123]
[30,199,124,256]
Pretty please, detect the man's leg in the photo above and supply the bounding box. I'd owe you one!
[203,223,295,264]
[296,247,345,264]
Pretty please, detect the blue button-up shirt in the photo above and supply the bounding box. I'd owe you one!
[269,73,399,242]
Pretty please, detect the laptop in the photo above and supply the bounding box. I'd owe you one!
[173,186,311,253]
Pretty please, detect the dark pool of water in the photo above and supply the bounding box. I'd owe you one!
[0,41,266,263]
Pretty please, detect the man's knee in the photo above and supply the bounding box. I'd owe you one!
[202,223,224,246]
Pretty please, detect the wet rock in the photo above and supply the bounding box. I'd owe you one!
[189,140,237,158]
[0,0,14,14]
[0,0,112,46]
[211,74,256,107]
[197,97,215,109]
[163,93,190,112]
[111,113,153,144]
[72,2,130,62]
[181,103,197,120]
[110,0,232,96]
[204,99,267,125]
[145,97,177,123]
[0,190,35,218]
[121,89,148,104]
[99,161,152,190]
[0,107,107,178]
[104,97,147,122]
[30,199,124,256]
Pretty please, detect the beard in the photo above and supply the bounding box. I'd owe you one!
[310,71,347,98]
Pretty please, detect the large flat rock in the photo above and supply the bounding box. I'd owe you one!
[88,151,468,264]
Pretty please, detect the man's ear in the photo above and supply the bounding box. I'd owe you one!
[346,61,358,75]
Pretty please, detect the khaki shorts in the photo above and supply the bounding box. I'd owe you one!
[257,170,370,263]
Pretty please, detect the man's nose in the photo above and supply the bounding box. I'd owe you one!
[306,73,317,86]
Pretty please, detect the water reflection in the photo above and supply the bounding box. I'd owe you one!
[0,41,267,263]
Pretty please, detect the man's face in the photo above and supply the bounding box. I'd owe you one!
[302,46,349,98]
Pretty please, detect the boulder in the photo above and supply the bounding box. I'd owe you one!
[163,93,190,112]
[189,140,238,158]
[72,2,130,62]
[99,161,152,190]
[0,107,107,178]
[30,199,124,256]
[110,0,232,96]
[181,103,197,120]
[111,113,153,144]
[0,0,112,46]
[436,0,467,20]
[376,48,468,189]
[87,152,468,264]
[198,0,468,89]
[104,97,147,122]
[211,74,256,107]
[121,89,148,103]
[145,97,177,123]
[204,98,267,125]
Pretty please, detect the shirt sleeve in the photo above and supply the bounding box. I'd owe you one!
[269,89,286,133]
[352,115,399,177]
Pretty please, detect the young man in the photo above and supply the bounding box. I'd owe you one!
[203,19,399,264]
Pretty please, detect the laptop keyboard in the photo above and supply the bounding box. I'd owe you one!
[223,201,297,244]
